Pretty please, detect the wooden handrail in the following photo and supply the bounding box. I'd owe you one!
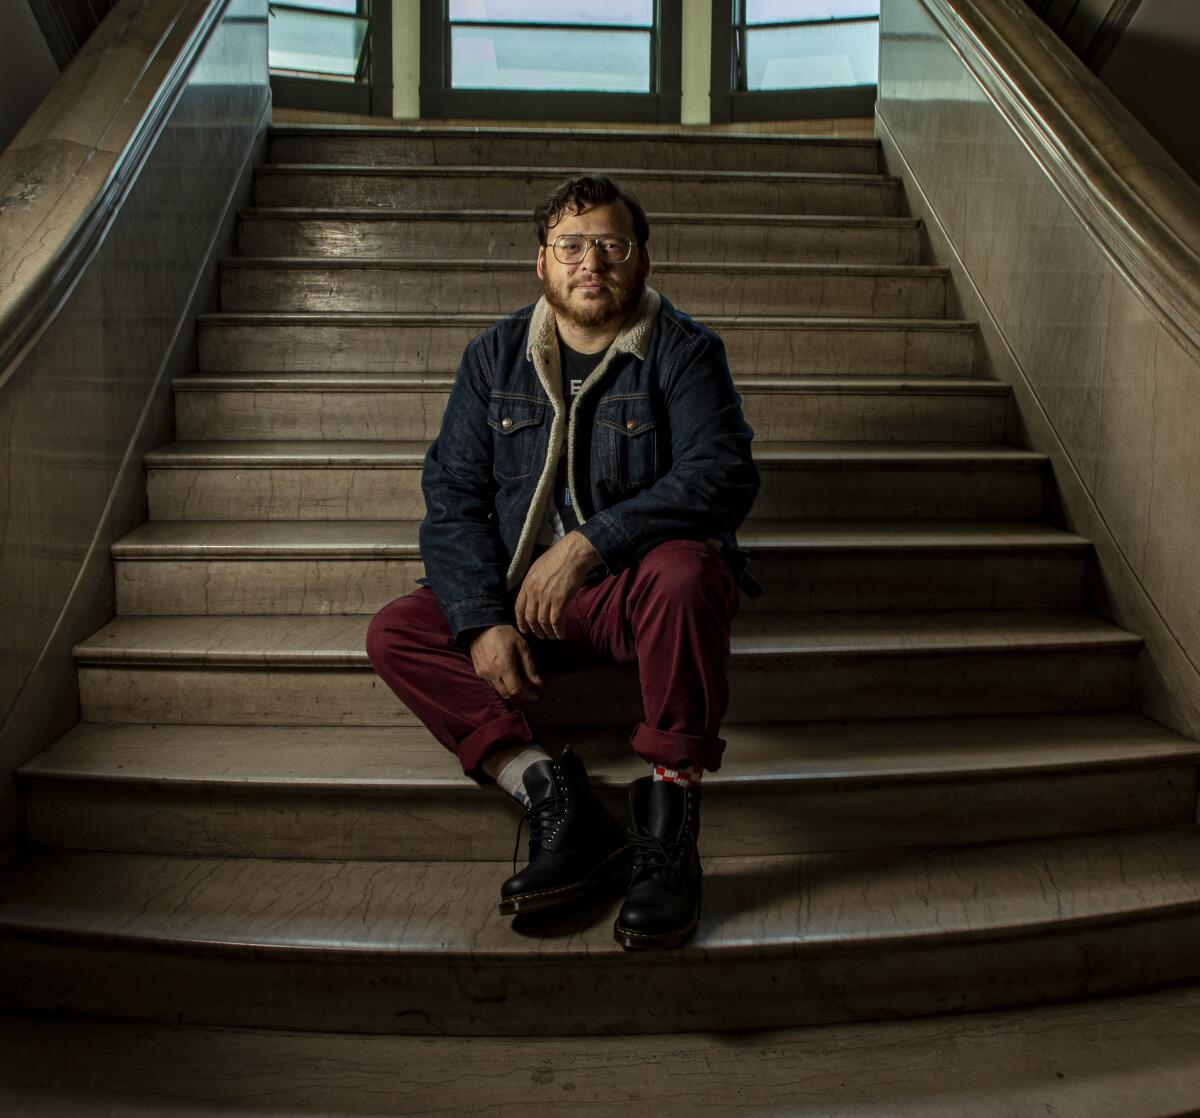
[923,0,1200,357]
[0,0,232,386]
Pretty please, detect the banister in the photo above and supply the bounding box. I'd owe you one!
[920,0,1200,357]
[0,0,233,388]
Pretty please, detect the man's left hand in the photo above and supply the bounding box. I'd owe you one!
[515,531,602,640]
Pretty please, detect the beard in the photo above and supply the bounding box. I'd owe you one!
[541,268,644,331]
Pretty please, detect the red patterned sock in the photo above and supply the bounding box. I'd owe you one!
[652,762,703,788]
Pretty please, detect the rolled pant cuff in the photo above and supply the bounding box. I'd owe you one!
[630,723,725,773]
[456,709,536,778]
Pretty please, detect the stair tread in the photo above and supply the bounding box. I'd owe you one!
[4,984,1200,1117]
[174,372,1006,394]
[257,163,899,186]
[145,439,1045,467]
[198,310,975,328]
[72,610,1141,665]
[3,826,1200,955]
[268,122,881,147]
[221,257,948,277]
[20,713,1200,788]
[241,205,921,227]
[111,518,1089,557]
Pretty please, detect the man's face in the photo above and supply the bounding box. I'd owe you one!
[536,199,651,332]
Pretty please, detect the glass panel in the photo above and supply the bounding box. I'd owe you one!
[451,26,650,91]
[280,0,359,13]
[268,9,368,76]
[745,0,879,24]
[449,0,653,27]
[744,20,878,89]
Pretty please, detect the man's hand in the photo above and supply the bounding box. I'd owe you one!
[468,624,543,703]
[515,531,601,640]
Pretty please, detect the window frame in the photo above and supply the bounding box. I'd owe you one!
[268,0,393,117]
[710,0,877,123]
[419,0,681,123]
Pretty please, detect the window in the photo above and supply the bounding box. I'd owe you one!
[421,0,681,123]
[739,1,880,92]
[268,1,370,80]
[268,0,392,117]
[446,1,654,93]
[711,0,879,122]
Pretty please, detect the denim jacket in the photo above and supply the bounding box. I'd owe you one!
[419,286,761,641]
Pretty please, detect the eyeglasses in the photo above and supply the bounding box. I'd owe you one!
[547,233,634,265]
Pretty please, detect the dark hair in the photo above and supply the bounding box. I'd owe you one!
[533,173,650,248]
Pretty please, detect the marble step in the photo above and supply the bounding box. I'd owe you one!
[237,208,924,264]
[7,983,1200,1116]
[218,259,949,318]
[173,373,1006,444]
[19,714,1199,861]
[72,611,1140,726]
[253,165,903,216]
[111,520,1089,615]
[266,124,882,174]
[197,313,979,376]
[3,826,1200,1033]
[143,441,1052,522]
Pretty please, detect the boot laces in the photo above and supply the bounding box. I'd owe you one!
[511,779,569,873]
[628,830,689,892]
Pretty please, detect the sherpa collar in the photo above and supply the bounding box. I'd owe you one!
[503,284,662,590]
[525,285,661,366]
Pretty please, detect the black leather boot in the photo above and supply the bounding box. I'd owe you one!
[498,748,629,916]
[613,776,701,949]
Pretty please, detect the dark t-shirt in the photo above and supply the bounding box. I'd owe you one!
[553,340,606,532]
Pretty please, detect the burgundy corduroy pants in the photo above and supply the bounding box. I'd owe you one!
[365,539,739,776]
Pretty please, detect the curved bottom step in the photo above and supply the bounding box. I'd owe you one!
[5,980,1200,1116]
[3,827,1200,1035]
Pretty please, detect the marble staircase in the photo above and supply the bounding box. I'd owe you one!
[4,124,1200,1036]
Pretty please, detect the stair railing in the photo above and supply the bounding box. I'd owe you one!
[0,0,271,863]
[877,0,1200,743]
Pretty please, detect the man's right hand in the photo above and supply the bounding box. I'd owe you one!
[468,624,543,703]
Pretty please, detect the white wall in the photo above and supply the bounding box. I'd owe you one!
[682,0,713,125]
[1097,0,1199,183]
[0,2,60,153]
[392,0,419,119]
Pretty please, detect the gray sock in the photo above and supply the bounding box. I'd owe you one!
[495,746,552,809]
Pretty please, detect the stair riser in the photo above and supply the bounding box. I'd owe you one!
[198,321,978,376]
[254,171,901,216]
[218,266,947,319]
[266,133,881,174]
[145,464,1049,521]
[237,216,922,265]
[2,908,1194,1034]
[174,388,1005,443]
[77,649,1133,727]
[23,765,1192,861]
[113,551,1086,615]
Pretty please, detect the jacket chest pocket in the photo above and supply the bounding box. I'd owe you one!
[487,395,546,481]
[597,394,658,491]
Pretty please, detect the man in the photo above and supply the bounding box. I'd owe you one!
[366,174,759,949]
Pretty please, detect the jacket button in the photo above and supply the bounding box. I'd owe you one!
[501,417,513,429]
[626,419,638,430]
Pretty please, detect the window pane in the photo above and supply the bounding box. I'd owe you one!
[449,0,653,27]
[745,20,878,89]
[269,9,368,76]
[451,27,650,91]
[746,0,879,24]
[282,0,358,13]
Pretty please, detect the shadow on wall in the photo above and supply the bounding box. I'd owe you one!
[0,2,60,153]
[1098,23,1200,186]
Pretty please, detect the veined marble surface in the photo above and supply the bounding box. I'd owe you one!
[0,0,269,852]
[877,0,1200,734]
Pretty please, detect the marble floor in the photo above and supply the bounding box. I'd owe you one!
[5,982,1200,1117]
